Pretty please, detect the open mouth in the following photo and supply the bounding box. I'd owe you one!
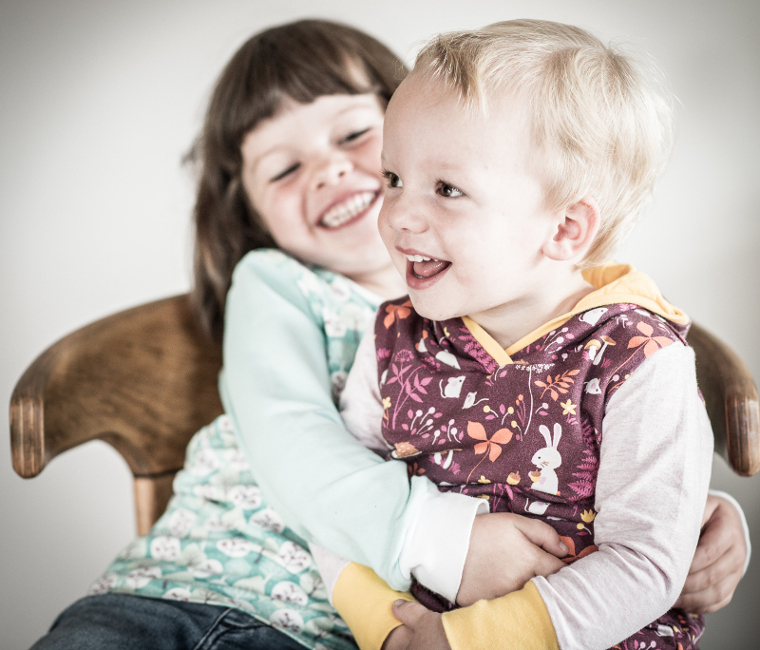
[406,254,451,279]
[319,190,379,229]
[404,253,451,289]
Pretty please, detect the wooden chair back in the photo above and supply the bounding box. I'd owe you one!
[10,294,223,534]
[9,295,759,535]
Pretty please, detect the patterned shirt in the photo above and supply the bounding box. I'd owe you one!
[91,250,379,650]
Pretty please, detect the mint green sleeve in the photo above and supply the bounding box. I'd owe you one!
[219,252,436,590]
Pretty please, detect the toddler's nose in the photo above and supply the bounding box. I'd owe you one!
[381,194,428,234]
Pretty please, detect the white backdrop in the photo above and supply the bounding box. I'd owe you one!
[2,1,758,648]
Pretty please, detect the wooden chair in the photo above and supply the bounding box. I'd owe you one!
[9,294,223,535]
[9,295,760,536]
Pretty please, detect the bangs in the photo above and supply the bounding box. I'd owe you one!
[207,20,403,168]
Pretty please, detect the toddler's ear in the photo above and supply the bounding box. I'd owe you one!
[542,197,599,262]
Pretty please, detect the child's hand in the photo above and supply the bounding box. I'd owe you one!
[389,600,451,650]
[456,512,568,607]
[674,493,747,613]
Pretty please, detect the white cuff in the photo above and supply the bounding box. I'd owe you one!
[708,489,752,576]
[308,543,350,606]
[398,488,488,603]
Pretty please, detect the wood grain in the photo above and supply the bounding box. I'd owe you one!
[687,322,760,476]
[10,294,223,526]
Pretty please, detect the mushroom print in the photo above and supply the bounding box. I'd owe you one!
[584,339,601,362]
[592,335,616,365]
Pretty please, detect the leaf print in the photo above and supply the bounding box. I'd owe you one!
[383,300,413,329]
[611,317,677,378]
[490,429,513,445]
[467,422,513,462]
[473,441,490,458]
[413,375,430,395]
[627,321,673,358]
[534,369,580,401]
[467,421,488,441]
[558,536,599,564]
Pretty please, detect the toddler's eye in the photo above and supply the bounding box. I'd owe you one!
[437,182,463,198]
[270,163,300,182]
[341,128,370,144]
[381,170,403,188]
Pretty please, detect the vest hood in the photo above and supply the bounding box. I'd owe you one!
[463,263,689,364]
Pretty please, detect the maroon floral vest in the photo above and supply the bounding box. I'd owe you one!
[375,298,694,624]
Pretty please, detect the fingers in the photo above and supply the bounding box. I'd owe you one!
[677,519,744,615]
[532,552,567,578]
[674,573,738,614]
[514,516,569,558]
[683,544,742,594]
[689,497,745,574]
[676,536,744,614]
[677,553,742,614]
[392,600,428,628]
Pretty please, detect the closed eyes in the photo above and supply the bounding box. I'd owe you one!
[341,127,371,144]
[270,163,300,183]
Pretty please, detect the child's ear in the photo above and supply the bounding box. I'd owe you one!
[542,196,600,262]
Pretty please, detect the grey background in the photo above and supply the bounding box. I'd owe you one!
[2,0,758,647]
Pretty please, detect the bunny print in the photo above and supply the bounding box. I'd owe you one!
[530,423,562,496]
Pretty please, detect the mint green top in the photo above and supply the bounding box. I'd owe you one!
[92,249,445,649]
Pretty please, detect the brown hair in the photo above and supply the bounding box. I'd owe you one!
[190,19,406,341]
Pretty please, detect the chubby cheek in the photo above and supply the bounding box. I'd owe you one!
[377,213,401,264]
[359,131,384,172]
[256,191,304,245]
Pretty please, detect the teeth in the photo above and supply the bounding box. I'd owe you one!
[405,254,437,262]
[321,191,376,228]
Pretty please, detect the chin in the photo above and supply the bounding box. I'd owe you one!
[407,298,461,322]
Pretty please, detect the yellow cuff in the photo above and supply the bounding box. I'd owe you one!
[442,581,558,650]
[332,563,416,650]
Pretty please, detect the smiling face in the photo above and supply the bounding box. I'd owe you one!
[241,93,394,284]
[378,74,562,329]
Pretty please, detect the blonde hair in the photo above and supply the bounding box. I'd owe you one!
[413,19,675,266]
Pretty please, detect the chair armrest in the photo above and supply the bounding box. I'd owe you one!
[10,294,223,479]
[687,322,760,476]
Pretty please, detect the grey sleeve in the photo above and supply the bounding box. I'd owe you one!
[532,342,714,650]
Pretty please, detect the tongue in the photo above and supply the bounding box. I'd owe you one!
[413,259,449,278]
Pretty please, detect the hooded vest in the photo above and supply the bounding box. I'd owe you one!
[374,295,704,648]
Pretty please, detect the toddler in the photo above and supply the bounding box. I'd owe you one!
[324,19,714,650]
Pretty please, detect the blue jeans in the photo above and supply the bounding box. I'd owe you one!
[30,594,311,650]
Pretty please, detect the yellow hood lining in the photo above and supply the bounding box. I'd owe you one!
[462,263,689,366]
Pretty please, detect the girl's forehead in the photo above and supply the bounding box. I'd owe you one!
[248,94,384,140]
